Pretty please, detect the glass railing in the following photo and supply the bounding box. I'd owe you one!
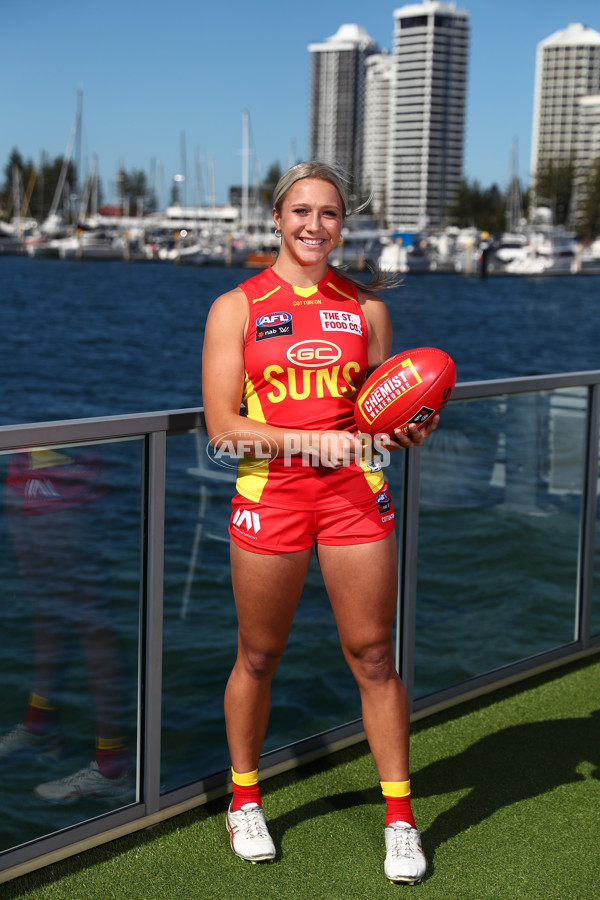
[0,373,598,882]
[0,439,142,851]
[413,386,595,697]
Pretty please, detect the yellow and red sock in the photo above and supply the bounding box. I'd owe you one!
[23,693,57,735]
[231,767,262,811]
[96,736,130,779]
[381,779,415,828]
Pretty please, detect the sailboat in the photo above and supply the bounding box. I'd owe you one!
[489,142,581,275]
[25,92,83,257]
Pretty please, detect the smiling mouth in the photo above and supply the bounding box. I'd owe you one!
[300,237,325,246]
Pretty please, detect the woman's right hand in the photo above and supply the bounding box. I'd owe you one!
[313,431,365,469]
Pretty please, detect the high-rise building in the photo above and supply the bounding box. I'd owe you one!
[387,2,470,232]
[362,52,393,223]
[573,94,600,229]
[530,23,600,225]
[531,23,600,178]
[308,24,377,188]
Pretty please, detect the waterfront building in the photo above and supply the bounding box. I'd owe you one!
[573,95,600,230]
[530,23,600,223]
[362,52,393,224]
[308,24,377,190]
[387,2,470,232]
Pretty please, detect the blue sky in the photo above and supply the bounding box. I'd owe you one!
[2,1,599,208]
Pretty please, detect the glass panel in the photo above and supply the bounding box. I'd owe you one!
[592,437,600,638]
[160,432,361,794]
[413,388,587,699]
[0,440,142,852]
[161,432,234,791]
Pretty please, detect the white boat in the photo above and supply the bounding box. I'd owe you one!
[173,240,229,266]
[503,231,580,275]
[54,229,128,260]
[588,237,600,260]
[494,232,529,264]
[378,239,408,274]
[491,208,581,275]
[504,246,552,275]
[24,233,61,258]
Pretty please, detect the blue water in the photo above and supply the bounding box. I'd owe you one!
[1,257,599,424]
[0,257,598,853]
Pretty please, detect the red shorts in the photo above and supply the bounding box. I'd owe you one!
[229,488,395,555]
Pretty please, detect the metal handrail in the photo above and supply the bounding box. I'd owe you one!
[1,370,599,882]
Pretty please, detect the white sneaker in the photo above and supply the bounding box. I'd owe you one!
[384,821,427,884]
[226,802,276,862]
[0,724,60,762]
[35,761,134,805]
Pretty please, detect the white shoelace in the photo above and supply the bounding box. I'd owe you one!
[387,823,420,858]
[239,804,270,840]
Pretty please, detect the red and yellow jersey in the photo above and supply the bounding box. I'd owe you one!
[6,449,106,515]
[235,266,386,509]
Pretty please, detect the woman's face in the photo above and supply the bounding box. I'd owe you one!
[273,177,344,268]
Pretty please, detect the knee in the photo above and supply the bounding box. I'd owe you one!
[348,642,396,684]
[240,646,283,681]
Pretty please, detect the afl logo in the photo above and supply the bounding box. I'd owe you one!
[286,339,342,368]
[257,311,292,327]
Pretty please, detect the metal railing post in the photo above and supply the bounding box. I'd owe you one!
[140,431,167,814]
[397,446,422,712]
[577,383,600,646]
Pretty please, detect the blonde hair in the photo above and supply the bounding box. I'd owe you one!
[273,162,351,216]
[272,161,402,294]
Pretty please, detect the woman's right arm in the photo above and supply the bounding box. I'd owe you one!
[202,288,306,457]
[201,288,249,445]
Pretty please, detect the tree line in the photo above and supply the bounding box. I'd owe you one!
[0,148,157,222]
[447,158,600,240]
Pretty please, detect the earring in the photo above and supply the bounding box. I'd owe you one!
[274,228,281,238]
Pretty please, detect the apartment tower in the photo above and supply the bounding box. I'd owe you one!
[573,95,600,228]
[308,24,377,189]
[530,23,600,224]
[387,2,470,232]
[363,52,394,223]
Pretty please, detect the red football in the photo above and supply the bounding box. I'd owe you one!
[354,347,456,437]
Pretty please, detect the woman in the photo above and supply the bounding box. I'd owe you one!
[201,162,436,884]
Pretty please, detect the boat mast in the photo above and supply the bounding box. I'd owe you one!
[241,110,249,233]
[506,138,523,233]
[45,90,83,230]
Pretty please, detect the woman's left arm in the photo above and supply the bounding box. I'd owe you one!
[361,292,438,449]
[362,292,393,372]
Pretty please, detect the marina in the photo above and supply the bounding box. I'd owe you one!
[3,210,600,275]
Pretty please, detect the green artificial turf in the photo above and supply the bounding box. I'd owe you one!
[3,655,599,900]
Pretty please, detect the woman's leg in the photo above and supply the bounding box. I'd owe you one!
[317,533,409,781]
[225,541,313,772]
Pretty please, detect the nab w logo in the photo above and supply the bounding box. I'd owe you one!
[232,508,261,534]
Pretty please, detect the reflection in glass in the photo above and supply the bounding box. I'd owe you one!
[0,442,141,851]
[414,389,588,698]
[593,441,600,639]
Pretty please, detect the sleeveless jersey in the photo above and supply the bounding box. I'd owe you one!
[235,266,386,510]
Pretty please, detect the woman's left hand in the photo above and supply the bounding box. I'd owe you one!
[380,414,440,451]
